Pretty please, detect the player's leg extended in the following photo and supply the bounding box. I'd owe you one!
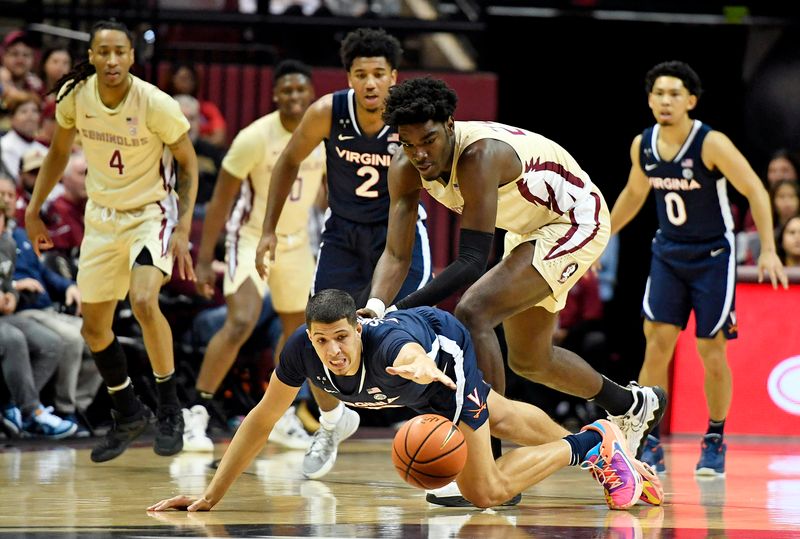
[456,413,572,508]
[129,261,184,456]
[195,278,262,395]
[640,320,681,390]
[487,390,570,446]
[696,332,731,424]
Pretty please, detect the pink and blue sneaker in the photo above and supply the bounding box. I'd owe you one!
[580,419,644,510]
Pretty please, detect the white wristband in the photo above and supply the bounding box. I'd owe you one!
[385,304,398,314]
[365,297,386,318]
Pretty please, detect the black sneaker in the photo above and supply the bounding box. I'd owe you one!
[154,405,184,456]
[425,482,522,507]
[90,407,153,463]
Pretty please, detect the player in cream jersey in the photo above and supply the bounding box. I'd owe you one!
[192,60,324,450]
[25,21,198,463]
[366,79,667,482]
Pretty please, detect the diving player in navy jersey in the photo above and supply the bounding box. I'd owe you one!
[255,28,433,479]
[149,289,657,512]
[610,61,788,476]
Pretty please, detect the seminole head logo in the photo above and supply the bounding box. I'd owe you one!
[558,262,579,284]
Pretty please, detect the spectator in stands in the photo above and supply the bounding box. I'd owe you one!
[167,64,227,147]
[45,152,87,263]
[1,94,46,181]
[39,47,72,96]
[174,94,224,208]
[777,215,800,267]
[15,147,63,225]
[0,31,43,131]
[771,179,800,232]
[766,148,800,187]
[1,173,99,435]
[0,195,78,439]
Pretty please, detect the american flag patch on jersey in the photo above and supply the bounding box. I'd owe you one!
[681,158,693,167]
[388,133,399,142]
[367,387,382,394]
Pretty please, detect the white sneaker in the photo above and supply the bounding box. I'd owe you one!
[182,405,214,452]
[302,406,360,479]
[607,383,667,458]
[269,406,313,450]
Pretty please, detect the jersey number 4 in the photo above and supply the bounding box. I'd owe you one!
[109,149,125,175]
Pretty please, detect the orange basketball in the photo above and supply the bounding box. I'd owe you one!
[391,414,468,490]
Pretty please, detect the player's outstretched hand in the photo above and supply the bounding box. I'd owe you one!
[23,210,54,256]
[169,229,196,282]
[758,250,789,290]
[147,494,213,512]
[255,232,278,281]
[386,364,456,390]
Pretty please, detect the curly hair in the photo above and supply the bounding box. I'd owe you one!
[272,59,312,85]
[382,77,457,127]
[645,61,703,98]
[339,28,402,72]
[53,20,134,103]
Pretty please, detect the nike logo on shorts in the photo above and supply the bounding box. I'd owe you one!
[710,248,726,257]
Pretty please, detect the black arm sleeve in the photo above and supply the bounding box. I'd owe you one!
[395,228,494,309]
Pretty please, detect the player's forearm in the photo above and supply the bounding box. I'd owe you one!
[202,411,272,505]
[175,162,198,232]
[28,154,70,212]
[746,186,778,253]
[263,160,300,233]
[197,194,233,263]
[369,250,412,305]
[610,188,647,235]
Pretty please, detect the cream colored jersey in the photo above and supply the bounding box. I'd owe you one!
[424,121,606,259]
[223,110,325,243]
[56,74,189,211]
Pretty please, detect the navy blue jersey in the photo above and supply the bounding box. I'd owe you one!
[276,307,490,429]
[325,89,400,224]
[640,120,734,242]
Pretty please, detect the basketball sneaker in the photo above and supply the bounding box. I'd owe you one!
[425,481,522,507]
[22,405,78,439]
[302,406,360,479]
[641,435,666,474]
[154,405,184,456]
[695,434,726,477]
[1,404,23,438]
[584,444,663,506]
[608,383,667,458]
[580,419,643,510]
[182,405,214,452]
[91,406,154,462]
[269,406,313,450]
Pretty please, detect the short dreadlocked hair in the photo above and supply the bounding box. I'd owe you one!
[382,77,457,127]
[339,28,402,72]
[645,61,703,98]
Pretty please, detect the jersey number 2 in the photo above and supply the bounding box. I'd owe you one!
[355,165,380,198]
[109,150,124,175]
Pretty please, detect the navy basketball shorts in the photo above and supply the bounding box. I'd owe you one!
[312,211,432,305]
[414,313,492,432]
[642,233,738,339]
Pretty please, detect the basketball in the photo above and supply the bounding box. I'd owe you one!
[392,414,468,490]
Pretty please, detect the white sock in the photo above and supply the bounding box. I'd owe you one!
[319,402,344,430]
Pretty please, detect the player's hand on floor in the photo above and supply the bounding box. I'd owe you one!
[147,494,213,512]
[169,229,196,282]
[255,232,278,280]
[386,364,456,390]
[758,250,789,289]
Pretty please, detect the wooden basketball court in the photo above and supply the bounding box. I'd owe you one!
[2,430,800,538]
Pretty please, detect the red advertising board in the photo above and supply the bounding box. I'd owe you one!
[670,282,800,435]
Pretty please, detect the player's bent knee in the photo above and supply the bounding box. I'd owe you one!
[222,314,257,344]
[453,301,488,331]
[128,291,161,319]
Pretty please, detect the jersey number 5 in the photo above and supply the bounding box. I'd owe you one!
[109,149,125,175]
[355,165,380,198]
